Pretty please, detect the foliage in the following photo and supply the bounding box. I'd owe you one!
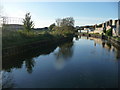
[3,17,75,48]
[97,24,102,27]
[103,28,106,33]
[23,12,34,31]
[106,28,112,36]
[113,36,120,41]
[56,17,74,27]
[55,17,75,33]
[49,23,56,30]
[2,29,73,48]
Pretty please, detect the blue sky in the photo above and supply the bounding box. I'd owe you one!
[1,2,118,27]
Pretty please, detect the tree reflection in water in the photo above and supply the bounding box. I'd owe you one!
[115,49,120,59]
[2,39,73,73]
[25,58,35,74]
[54,40,74,70]
[2,36,120,74]
[87,36,120,60]
[2,43,58,74]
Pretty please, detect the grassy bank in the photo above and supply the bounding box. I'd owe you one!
[2,29,74,49]
[112,36,120,41]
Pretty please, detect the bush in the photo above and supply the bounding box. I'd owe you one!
[106,29,112,36]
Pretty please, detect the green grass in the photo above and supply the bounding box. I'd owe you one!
[112,36,120,41]
[90,33,101,36]
[2,29,74,48]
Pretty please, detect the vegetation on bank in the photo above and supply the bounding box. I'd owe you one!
[3,29,74,48]
[23,12,34,31]
[105,28,112,36]
[112,36,120,41]
[89,33,101,36]
[3,13,75,48]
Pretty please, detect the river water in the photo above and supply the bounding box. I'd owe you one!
[2,36,120,88]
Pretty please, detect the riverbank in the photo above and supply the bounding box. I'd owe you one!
[3,30,73,48]
[3,30,74,57]
[78,33,120,49]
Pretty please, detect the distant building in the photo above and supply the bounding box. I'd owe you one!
[116,20,120,36]
[3,24,24,31]
[79,19,120,37]
[92,19,120,36]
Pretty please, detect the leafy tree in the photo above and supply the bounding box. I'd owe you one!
[51,17,75,36]
[49,23,55,30]
[56,17,74,27]
[56,18,62,27]
[55,17,75,32]
[23,12,34,31]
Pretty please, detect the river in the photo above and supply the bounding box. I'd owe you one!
[2,36,120,88]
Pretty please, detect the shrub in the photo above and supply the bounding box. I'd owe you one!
[106,28,112,36]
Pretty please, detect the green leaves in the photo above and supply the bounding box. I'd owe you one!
[106,29,112,36]
[23,12,34,31]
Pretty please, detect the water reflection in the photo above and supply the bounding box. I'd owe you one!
[2,36,120,73]
[2,38,73,73]
[116,50,120,59]
[84,36,120,60]
[2,42,58,73]
[24,58,35,74]
[74,35,79,40]
[54,40,74,69]
[102,42,105,48]
[1,71,14,88]
[2,36,120,88]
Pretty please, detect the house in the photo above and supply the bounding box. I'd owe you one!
[116,20,120,36]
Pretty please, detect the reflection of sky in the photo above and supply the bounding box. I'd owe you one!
[54,57,65,70]
[54,44,74,70]
[2,71,15,88]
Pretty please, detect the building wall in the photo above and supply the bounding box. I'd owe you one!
[116,20,120,36]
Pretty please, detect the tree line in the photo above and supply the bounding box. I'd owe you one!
[23,12,75,32]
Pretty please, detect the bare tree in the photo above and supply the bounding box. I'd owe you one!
[56,17,74,27]
[56,18,62,27]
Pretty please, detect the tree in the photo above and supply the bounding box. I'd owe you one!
[103,28,106,34]
[56,17,74,27]
[49,23,55,30]
[23,12,34,31]
[56,18,62,27]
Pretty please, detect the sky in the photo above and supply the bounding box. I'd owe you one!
[1,1,118,28]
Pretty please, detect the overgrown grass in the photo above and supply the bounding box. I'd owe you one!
[112,36,120,41]
[90,33,101,36]
[2,29,74,48]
